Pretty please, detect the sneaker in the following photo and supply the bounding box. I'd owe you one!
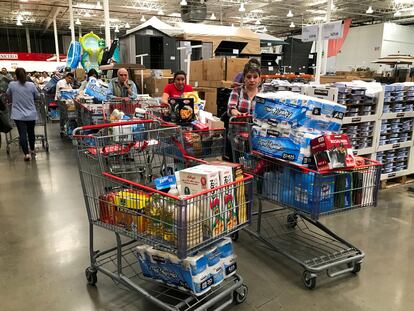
[24,154,31,161]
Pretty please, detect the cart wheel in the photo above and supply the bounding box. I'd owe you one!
[45,143,49,153]
[60,132,64,138]
[85,267,97,286]
[233,284,248,304]
[231,232,239,242]
[286,214,298,229]
[348,261,362,274]
[303,271,316,290]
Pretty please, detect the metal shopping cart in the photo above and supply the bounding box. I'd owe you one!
[72,120,253,310]
[76,98,108,126]
[58,99,79,139]
[229,116,382,289]
[4,94,49,154]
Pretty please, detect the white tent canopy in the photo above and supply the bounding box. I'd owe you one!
[126,16,182,37]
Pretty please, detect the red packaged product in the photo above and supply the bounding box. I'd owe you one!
[310,134,356,171]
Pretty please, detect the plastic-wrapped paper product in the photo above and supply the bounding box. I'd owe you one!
[254,91,345,133]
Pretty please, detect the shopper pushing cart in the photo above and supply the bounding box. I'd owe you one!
[4,67,49,158]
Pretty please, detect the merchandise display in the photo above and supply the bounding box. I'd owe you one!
[383,83,414,113]
[341,121,375,150]
[379,118,413,145]
[376,148,410,174]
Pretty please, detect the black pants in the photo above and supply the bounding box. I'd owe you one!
[14,120,35,155]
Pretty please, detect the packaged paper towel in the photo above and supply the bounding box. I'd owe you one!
[254,91,345,133]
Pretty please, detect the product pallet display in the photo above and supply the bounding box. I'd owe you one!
[303,84,383,158]
[373,83,414,184]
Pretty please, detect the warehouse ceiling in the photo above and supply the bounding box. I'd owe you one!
[0,0,414,36]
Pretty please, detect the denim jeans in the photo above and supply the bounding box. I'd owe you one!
[14,120,35,155]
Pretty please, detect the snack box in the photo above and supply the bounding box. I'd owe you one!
[175,165,224,237]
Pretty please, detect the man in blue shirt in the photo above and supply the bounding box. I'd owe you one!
[107,68,138,101]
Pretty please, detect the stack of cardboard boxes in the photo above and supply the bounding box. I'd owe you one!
[133,69,174,97]
[190,57,249,115]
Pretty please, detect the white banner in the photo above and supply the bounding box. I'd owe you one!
[322,20,343,40]
[302,24,319,42]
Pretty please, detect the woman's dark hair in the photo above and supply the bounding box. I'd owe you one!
[247,58,261,67]
[87,69,98,79]
[15,68,27,84]
[243,61,261,78]
[173,70,187,81]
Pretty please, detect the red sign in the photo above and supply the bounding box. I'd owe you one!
[0,52,66,61]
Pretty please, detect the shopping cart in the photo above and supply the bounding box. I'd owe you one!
[72,120,253,309]
[144,108,227,160]
[4,94,49,154]
[229,116,382,289]
[76,99,107,126]
[58,99,79,139]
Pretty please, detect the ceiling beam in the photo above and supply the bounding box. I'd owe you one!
[43,6,61,33]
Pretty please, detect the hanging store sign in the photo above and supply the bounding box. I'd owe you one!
[302,20,344,42]
[322,20,343,40]
[301,24,319,42]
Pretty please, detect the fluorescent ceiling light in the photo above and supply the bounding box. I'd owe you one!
[16,15,23,21]
[290,21,295,28]
[180,0,187,6]
[287,10,293,18]
[125,22,130,28]
[366,6,374,14]
[75,18,81,25]
[96,1,102,9]
[140,15,146,22]
[84,11,91,17]
[210,13,216,20]
[158,9,164,15]
[170,12,181,17]
[115,25,119,33]
[394,10,402,16]
[263,26,267,32]
[239,3,245,12]
[19,0,29,2]
[255,20,261,25]
[16,20,23,26]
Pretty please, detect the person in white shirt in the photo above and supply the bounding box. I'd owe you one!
[55,72,74,100]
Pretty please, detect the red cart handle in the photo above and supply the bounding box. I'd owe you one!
[74,119,154,133]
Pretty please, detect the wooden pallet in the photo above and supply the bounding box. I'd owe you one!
[380,174,414,189]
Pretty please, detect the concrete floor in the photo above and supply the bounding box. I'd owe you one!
[1,124,414,311]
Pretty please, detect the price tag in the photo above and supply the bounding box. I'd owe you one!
[392,143,400,148]
[388,173,396,178]
[397,113,405,117]
[352,117,362,122]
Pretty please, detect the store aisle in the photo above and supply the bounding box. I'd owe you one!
[1,124,414,311]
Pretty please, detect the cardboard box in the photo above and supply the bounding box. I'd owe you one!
[190,80,233,88]
[190,60,205,82]
[205,58,226,81]
[144,77,172,97]
[311,134,356,171]
[194,87,218,115]
[226,58,248,81]
[206,116,224,129]
[74,68,86,81]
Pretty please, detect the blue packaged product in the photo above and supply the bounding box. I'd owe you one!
[203,246,221,267]
[132,123,146,140]
[222,254,237,278]
[216,238,233,258]
[182,253,208,276]
[254,96,306,128]
[209,262,225,286]
[154,175,177,191]
[292,172,334,214]
[251,131,301,162]
[135,245,153,278]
